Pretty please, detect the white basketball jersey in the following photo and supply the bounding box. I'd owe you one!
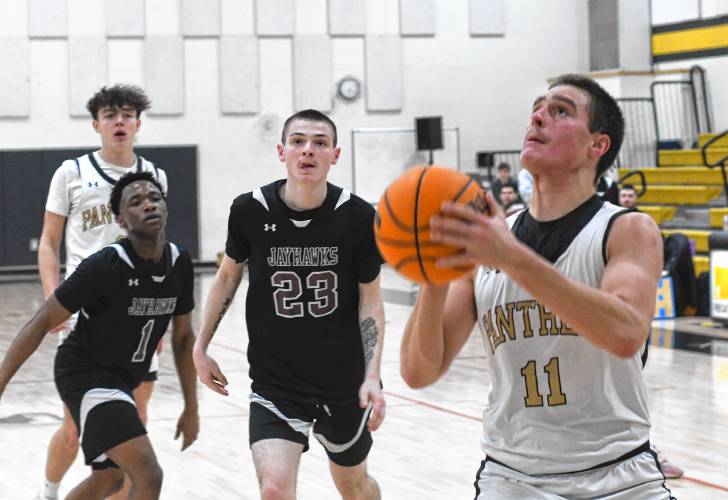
[473,202,650,475]
[47,151,167,279]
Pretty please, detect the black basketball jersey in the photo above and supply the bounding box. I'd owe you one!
[226,180,382,403]
[54,238,194,395]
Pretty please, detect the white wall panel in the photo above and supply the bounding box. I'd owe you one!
[68,0,104,35]
[365,35,402,111]
[259,38,293,116]
[328,0,365,36]
[295,0,327,34]
[255,0,294,36]
[28,0,68,38]
[293,36,333,111]
[105,0,145,37]
[219,35,259,114]
[0,0,29,36]
[469,0,505,36]
[0,37,30,117]
[146,0,179,35]
[68,37,108,116]
[221,0,254,34]
[400,0,436,36]
[108,39,144,85]
[182,0,220,37]
[144,36,184,115]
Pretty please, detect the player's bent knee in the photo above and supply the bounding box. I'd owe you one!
[126,456,163,492]
[259,480,292,500]
[60,422,80,447]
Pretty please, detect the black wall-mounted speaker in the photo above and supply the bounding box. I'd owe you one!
[415,116,443,151]
[476,152,494,168]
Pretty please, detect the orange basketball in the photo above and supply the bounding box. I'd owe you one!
[374,165,486,285]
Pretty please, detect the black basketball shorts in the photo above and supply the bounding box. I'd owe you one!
[62,386,146,470]
[249,391,373,467]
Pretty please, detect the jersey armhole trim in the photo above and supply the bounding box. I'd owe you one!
[601,208,637,264]
[169,242,180,266]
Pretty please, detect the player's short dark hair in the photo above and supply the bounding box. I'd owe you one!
[620,184,636,193]
[110,171,166,216]
[87,84,151,120]
[281,109,338,147]
[500,180,518,192]
[496,162,511,172]
[549,74,624,181]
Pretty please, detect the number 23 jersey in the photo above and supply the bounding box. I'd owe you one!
[226,180,382,403]
[54,238,195,395]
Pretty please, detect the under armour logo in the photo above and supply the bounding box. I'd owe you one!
[264,224,276,231]
[88,182,99,188]
[128,279,139,287]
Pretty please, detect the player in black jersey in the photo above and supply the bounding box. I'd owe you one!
[0,172,199,500]
[194,109,385,499]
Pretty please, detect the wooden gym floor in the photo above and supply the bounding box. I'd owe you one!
[1,270,727,499]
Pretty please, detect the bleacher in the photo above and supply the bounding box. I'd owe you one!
[618,131,728,277]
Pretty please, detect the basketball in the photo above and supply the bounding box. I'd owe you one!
[374,165,487,285]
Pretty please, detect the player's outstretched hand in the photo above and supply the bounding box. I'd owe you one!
[174,407,199,451]
[193,351,229,396]
[359,378,386,432]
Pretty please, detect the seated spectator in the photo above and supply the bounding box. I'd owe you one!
[490,162,517,205]
[619,184,638,209]
[500,182,526,216]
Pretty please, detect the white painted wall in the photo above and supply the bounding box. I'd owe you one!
[0,0,588,260]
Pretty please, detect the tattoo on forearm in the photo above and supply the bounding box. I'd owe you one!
[213,297,232,332]
[360,317,378,367]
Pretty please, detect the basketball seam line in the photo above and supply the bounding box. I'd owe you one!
[414,167,429,283]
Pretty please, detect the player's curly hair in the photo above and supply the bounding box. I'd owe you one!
[87,84,151,120]
[110,171,166,216]
[549,74,624,183]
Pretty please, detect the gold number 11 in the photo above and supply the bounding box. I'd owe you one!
[520,357,567,407]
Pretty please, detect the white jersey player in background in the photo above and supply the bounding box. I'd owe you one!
[37,84,167,500]
[400,74,674,499]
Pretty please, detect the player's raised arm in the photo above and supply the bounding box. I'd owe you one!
[357,274,386,431]
[400,275,478,389]
[192,254,244,395]
[0,295,71,398]
[171,312,200,451]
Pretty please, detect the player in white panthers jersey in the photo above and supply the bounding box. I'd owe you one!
[401,75,674,499]
[474,200,650,473]
[36,84,165,500]
[46,151,166,282]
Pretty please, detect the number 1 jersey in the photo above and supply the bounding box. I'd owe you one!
[54,238,194,395]
[226,180,382,403]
